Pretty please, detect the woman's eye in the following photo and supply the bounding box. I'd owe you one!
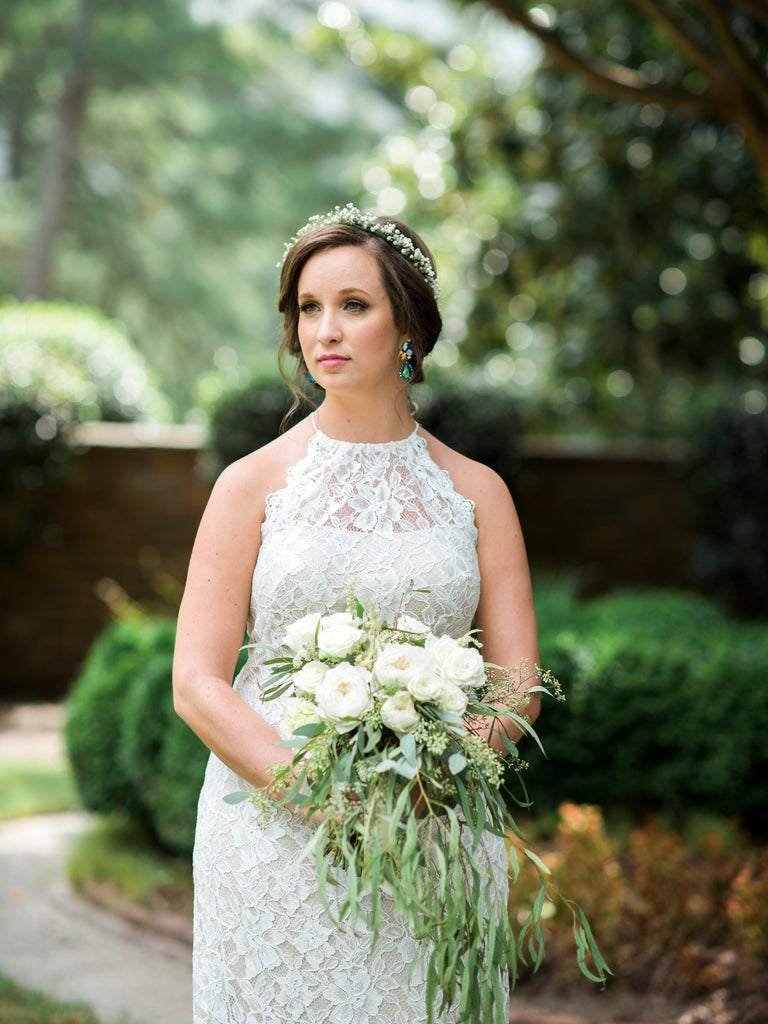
[299,301,318,314]
[346,299,368,312]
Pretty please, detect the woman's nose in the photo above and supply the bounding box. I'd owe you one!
[317,310,341,344]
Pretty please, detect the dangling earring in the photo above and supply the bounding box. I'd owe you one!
[399,340,415,381]
[307,371,316,384]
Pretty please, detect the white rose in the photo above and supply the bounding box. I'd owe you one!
[425,633,462,667]
[441,645,486,690]
[439,682,468,717]
[317,612,364,659]
[292,660,328,696]
[380,691,420,735]
[316,663,373,733]
[282,612,321,654]
[279,697,321,741]
[373,644,441,702]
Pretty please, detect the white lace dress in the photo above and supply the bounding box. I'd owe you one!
[192,420,509,1024]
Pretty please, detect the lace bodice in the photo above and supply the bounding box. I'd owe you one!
[236,420,481,727]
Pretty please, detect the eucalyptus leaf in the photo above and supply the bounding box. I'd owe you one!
[223,790,249,804]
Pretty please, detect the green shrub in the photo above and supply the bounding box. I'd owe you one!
[65,618,152,821]
[531,586,768,831]
[684,405,768,617]
[208,376,313,474]
[66,614,245,856]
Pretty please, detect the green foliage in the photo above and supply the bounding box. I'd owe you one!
[0,973,104,1024]
[65,617,152,821]
[208,376,313,474]
[65,614,244,855]
[0,761,79,821]
[685,406,768,616]
[0,1,374,412]
[531,584,768,831]
[0,300,171,423]
[322,4,767,436]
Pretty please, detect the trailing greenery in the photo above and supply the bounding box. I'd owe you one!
[684,406,768,617]
[65,614,245,855]
[529,581,768,833]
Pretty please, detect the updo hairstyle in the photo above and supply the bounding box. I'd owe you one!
[277,218,442,404]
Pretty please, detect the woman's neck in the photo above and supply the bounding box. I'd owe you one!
[313,394,414,443]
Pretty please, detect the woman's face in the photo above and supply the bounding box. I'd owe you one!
[296,245,406,395]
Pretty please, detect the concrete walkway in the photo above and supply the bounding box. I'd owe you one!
[0,810,192,1024]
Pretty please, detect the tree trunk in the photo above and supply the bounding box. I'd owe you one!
[17,3,92,300]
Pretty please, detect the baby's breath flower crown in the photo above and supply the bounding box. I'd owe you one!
[279,203,440,299]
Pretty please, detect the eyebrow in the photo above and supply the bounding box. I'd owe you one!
[298,286,374,300]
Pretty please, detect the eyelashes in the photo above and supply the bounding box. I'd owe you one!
[298,299,369,314]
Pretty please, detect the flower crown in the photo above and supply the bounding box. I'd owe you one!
[279,203,439,298]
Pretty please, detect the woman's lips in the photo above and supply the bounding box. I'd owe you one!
[318,357,349,368]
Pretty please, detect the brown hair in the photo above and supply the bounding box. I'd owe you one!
[277,218,442,417]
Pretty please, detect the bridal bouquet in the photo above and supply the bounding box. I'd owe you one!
[228,586,609,1024]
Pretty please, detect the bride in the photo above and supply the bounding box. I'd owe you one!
[173,205,540,1023]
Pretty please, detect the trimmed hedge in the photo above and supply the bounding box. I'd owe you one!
[65,616,214,855]
[530,584,768,833]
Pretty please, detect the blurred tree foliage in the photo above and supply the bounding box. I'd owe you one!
[0,0,374,413]
[307,2,767,436]
[473,0,768,187]
[2,0,766,436]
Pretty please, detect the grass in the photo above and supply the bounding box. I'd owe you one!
[67,818,193,918]
[0,973,105,1024]
[0,761,79,821]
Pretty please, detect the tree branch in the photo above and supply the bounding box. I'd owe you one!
[728,0,768,33]
[481,0,717,118]
[633,0,722,82]
[698,0,768,110]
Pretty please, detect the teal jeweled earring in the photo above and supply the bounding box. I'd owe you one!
[399,340,415,381]
[307,371,317,384]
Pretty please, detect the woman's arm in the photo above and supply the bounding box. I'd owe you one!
[467,463,541,753]
[172,455,296,794]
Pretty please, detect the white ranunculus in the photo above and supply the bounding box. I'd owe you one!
[292,660,328,696]
[372,644,442,702]
[441,645,486,690]
[425,633,463,667]
[439,682,469,717]
[282,612,321,654]
[279,697,321,741]
[317,612,364,659]
[316,663,373,733]
[380,690,420,735]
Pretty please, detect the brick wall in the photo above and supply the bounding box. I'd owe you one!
[0,425,694,701]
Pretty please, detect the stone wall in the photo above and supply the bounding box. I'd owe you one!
[0,425,694,701]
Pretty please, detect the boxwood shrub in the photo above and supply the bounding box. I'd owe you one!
[65,615,233,855]
[530,585,768,833]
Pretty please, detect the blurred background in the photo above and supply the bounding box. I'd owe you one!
[0,1,767,1021]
